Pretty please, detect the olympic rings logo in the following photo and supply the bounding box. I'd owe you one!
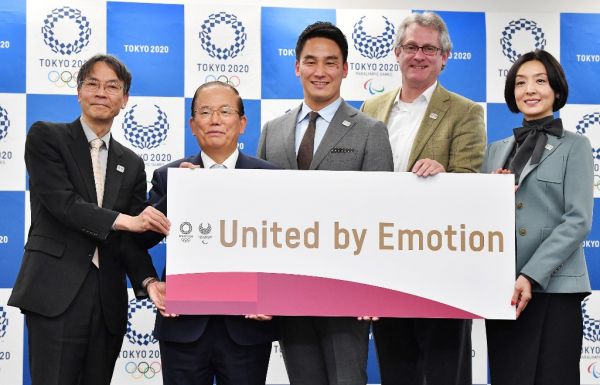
[205,74,240,87]
[48,70,78,88]
[125,361,162,379]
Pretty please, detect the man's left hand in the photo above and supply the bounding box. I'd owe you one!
[147,281,178,317]
[412,158,445,177]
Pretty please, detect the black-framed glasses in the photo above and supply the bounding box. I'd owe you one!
[399,44,442,56]
[79,79,124,95]
[194,106,240,120]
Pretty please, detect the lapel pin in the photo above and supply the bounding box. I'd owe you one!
[116,165,125,173]
[342,120,351,127]
[429,113,438,120]
[544,144,554,151]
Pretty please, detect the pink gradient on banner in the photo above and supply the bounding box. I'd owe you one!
[166,272,482,319]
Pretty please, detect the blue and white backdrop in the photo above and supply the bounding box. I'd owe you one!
[1,0,600,384]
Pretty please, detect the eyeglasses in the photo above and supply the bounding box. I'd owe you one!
[79,79,124,95]
[399,44,442,56]
[194,106,240,120]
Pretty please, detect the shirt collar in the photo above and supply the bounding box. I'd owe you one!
[297,97,343,124]
[201,149,239,169]
[80,117,111,150]
[395,81,438,107]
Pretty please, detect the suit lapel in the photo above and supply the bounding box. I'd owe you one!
[407,84,450,170]
[311,102,356,170]
[234,151,248,169]
[68,119,98,204]
[493,137,515,171]
[102,137,125,210]
[518,134,563,185]
[282,104,302,170]
[192,153,204,167]
[375,89,399,123]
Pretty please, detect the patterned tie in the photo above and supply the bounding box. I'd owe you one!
[90,138,105,206]
[210,163,227,169]
[89,138,104,267]
[297,111,320,170]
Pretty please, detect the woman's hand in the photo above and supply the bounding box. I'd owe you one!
[492,169,519,191]
[512,275,532,318]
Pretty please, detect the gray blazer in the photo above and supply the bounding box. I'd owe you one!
[258,101,393,172]
[482,130,593,293]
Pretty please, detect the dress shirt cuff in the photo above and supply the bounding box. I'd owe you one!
[142,277,159,290]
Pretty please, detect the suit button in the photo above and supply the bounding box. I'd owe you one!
[516,202,523,209]
[518,228,527,236]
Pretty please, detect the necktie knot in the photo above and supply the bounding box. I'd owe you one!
[515,117,563,145]
[210,163,227,169]
[90,138,104,150]
[308,111,319,124]
[509,117,564,182]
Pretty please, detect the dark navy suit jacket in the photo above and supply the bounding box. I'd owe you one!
[141,151,279,345]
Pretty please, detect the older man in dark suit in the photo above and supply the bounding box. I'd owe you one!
[8,54,170,385]
[141,81,279,385]
[258,22,393,385]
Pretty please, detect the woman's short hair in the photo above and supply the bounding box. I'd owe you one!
[504,50,568,113]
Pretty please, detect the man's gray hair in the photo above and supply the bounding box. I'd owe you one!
[394,12,452,54]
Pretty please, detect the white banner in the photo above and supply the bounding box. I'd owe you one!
[166,169,516,320]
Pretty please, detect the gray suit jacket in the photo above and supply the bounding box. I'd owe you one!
[258,101,393,172]
[482,131,593,293]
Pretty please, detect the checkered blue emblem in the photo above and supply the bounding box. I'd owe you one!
[122,104,170,150]
[42,6,92,55]
[126,299,157,346]
[352,16,395,60]
[575,112,600,159]
[0,106,9,141]
[199,12,247,60]
[500,18,546,63]
[0,306,8,338]
[583,298,600,342]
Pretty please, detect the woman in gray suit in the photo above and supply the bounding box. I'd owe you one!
[483,49,593,385]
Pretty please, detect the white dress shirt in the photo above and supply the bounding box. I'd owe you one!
[201,149,239,169]
[388,82,437,172]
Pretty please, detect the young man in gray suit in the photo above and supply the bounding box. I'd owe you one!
[360,12,486,385]
[258,22,393,385]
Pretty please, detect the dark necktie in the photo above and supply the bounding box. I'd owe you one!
[297,111,320,170]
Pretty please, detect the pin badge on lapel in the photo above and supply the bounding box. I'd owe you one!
[342,120,351,127]
[429,113,438,120]
[544,144,554,151]
[116,165,125,173]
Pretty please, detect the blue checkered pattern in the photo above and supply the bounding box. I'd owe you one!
[125,299,157,346]
[500,18,546,63]
[0,106,9,141]
[41,6,91,55]
[576,112,600,159]
[0,306,7,338]
[122,104,170,150]
[583,298,600,342]
[352,16,395,60]
[199,12,247,60]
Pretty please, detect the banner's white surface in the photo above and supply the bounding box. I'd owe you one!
[167,169,515,319]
